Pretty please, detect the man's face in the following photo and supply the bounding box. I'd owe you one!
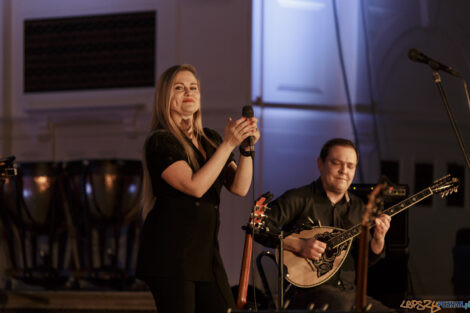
[318,145,358,197]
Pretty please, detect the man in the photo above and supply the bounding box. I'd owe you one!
[256,138,392,311]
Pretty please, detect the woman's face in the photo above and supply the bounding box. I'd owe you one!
[169,70,200,120]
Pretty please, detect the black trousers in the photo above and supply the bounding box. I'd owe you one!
[144,276,235,313]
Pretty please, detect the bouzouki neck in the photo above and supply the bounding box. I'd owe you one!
[328,187,434,249]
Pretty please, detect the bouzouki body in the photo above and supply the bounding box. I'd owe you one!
[282,226,352,288]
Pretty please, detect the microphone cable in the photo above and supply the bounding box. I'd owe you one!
[249,145,258,311]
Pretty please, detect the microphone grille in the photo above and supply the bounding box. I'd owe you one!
[242,105,254,118]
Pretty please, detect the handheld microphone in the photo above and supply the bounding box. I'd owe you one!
[408,48,461,77]
[241,105,254,157]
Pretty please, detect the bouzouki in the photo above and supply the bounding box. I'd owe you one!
[281,174,459,288]
[236,192,272,309]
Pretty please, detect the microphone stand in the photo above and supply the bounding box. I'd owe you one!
[432,71,470,170]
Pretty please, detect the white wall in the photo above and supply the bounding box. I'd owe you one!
[0,0,10,154]
[0,0,252,289]
[5,0,174,161]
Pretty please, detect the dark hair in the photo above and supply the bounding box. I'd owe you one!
[319,138,359,162]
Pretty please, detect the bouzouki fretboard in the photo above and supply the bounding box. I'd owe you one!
[328,187,433,248]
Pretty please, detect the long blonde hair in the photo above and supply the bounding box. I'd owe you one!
[141,64,215,219]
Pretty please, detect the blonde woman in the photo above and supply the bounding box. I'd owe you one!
[136,64,260,313]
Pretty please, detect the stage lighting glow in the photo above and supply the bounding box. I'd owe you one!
[23,189,32,199]
[277,0,325,10]
[104,174,117,190]
[128,184,137,194]
[86,182,92,195]
[34,176,50,192]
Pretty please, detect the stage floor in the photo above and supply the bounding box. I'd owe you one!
[0,291,157,312]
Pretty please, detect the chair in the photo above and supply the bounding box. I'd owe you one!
[0,162,69,289]
[256,250,294,310]
[62,159,142,289]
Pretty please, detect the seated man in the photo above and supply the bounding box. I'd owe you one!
[256,138,392,311]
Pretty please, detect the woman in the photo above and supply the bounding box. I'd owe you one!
[136,64,260,313]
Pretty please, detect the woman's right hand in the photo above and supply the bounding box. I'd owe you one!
[223,117,257,149]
